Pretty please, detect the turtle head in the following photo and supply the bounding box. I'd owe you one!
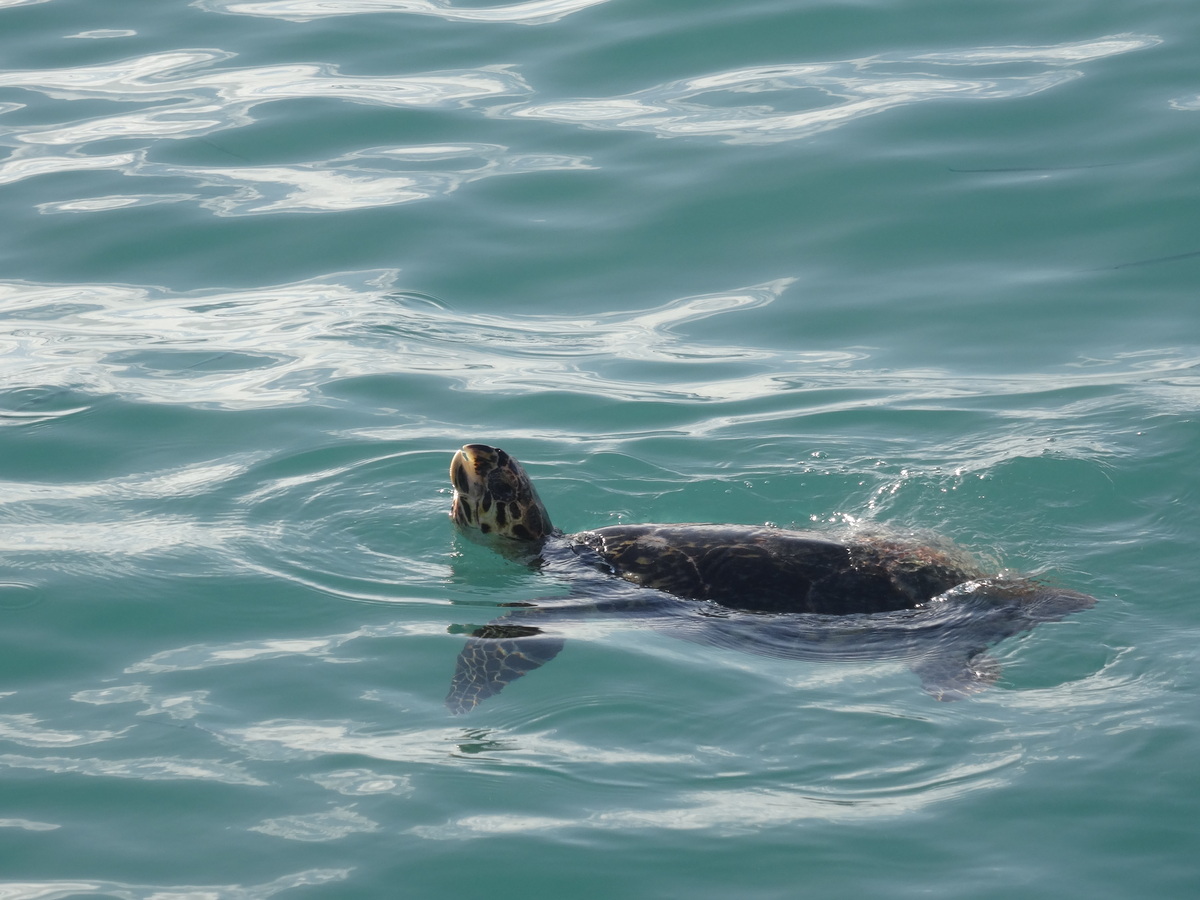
[450,444,554,550]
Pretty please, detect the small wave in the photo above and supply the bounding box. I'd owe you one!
[249,805,380,841]
[0,713,131,747]
[0,752,266,784]
[0,516,239,578]
[1,51,529,158]
[125,621,442,674]
[216,717,702,766]
[64,29,139,39]
[0,51,527,110]
[0,869,349,900]
[197,0,611,25]
[71,684,214,720]
[494,35,1161,144]
[409,763,1016,838]
[0,817,60,831]
[1,271,1190,459]
[0,48,546,220]
[304,767,414,795]
[0,272,799,408]
[31,144,592,217]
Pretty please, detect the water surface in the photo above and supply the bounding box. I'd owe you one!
[1,0,1198,897]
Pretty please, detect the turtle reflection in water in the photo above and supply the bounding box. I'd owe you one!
[445,444,1095,713]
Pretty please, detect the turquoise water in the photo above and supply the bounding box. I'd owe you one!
[1,0,1198,896]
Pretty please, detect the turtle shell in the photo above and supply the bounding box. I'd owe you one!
[567,524,982,615]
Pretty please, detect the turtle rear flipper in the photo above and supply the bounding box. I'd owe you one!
[445,624,564,715]
[911,649,1001,701]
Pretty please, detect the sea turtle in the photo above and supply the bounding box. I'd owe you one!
[445,443,1095,713]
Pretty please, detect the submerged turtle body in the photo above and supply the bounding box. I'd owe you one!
[446,443,1095,713]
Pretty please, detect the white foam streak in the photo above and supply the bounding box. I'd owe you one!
[0,869,348,900]
[71,685,213,720]
[197,0,611,25]
[912,35,1162,65]
[0,51,527,108]
[304,768,414,796]
[0,519,225,557]
[0,273,798,407]
[30,144,590,216]
[0,752,266,785]
[0,714,130,747]
[65,30,138,39]
[0,818,60,831]
[125,622,443,674]
[216,719,699,765]
[0,53,532,196]
[0,151,140,185]
[0,51,550,216]
[0,460,260,572]
[249,806,380,841]
[498,36,1160,143]
[3,272,1194,419]
[412,753,1017,838]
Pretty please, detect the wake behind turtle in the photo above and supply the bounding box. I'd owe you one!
[446,443,1095,713]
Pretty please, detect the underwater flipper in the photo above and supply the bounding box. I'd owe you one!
[905,580,1096,701]
[910,649,1002,701]
[442,579,1096,711]
[445,589,670,714]
[445,623,565,715]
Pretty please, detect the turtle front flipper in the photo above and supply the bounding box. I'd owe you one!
[445,623,565,714]
[910,649,1001,701]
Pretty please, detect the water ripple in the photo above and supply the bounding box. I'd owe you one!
[0,46,554,216]
[0,752,266,784]
[0,273,801,408]
[2,272,1193,426]
[0,817,60,831]
[197,0,612,25]
[0,51,527,110]
[0,713,130,747]
[0,869,349,900]
[495,35,1161,144]
[305,767,414,796]
[249,805,380,841]
[0,51,530,176]
[410,759,1018,837]
[0,151,139,184]
[36,144,591,216]
[65,29,139,40]
[216,718,702,765]
[125,622,442,674]
[0,458,260,578]
[71,684,214,720]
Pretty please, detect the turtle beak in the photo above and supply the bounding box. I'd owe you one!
[450,449,467,493]
[449,448,478,528]
[458,444,504,469]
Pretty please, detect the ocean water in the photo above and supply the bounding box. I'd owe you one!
[1,0,1198,897]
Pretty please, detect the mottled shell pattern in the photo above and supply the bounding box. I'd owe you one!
[450,443,554,547]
